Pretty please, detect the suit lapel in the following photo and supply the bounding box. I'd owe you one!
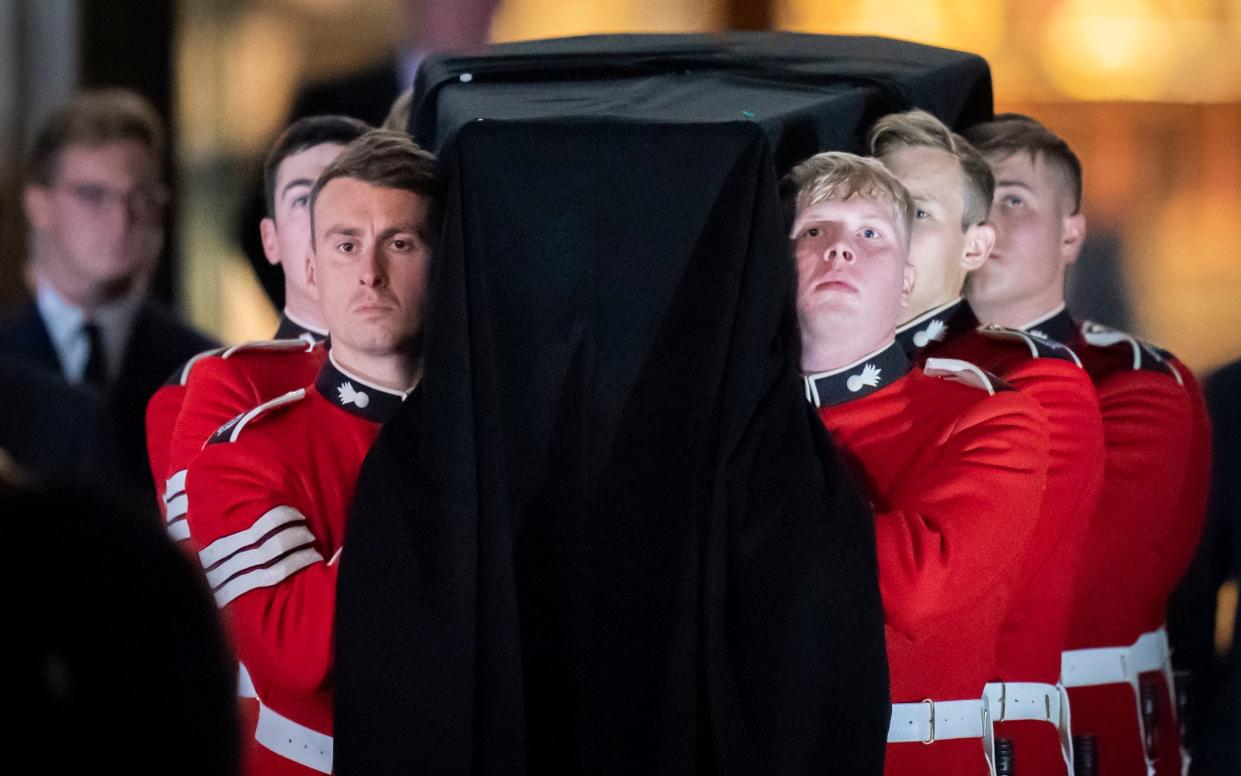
[0,299,67,377]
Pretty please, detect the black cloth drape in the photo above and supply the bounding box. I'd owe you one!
[337,116,888,776]
[336,33,993,775]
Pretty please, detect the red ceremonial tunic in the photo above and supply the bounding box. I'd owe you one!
[186,354,407,776]
[1039,310,1197,776]
[899,300,1105,776]
[812,340,1050,776]
[144,312,325,533]
[163,339,326,547]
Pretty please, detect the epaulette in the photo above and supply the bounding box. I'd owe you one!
[923,357,1014,396]
[976,324,1082,367]
[167,346,226,387]
[1079,321,1182,385]
[206,389,306,446]
[220,337,317,359]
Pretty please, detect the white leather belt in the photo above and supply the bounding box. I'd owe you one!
[1061,645,1132,687]
[1061,626,1173,689]
[1061,626,1176,776]
[1130,628,1170,674]
[255,700,333,774]
[983,681,1060,723]
[984,682,1074,771]
[238,663,257,699]
[888,697,989,743]
[889,696,997,775]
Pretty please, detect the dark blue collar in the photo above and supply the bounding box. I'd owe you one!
[315,354,411,423]
[804,340,911,408]
[895,297,976,358]
[1019,304,1076,344]
[275,311,328,345]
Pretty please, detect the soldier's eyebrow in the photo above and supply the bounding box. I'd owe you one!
[377,225,419,241]
[324,225,362,238]
[280,178,314,200]
[994,180,1034,192]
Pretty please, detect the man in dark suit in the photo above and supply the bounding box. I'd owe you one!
[0,89,216,497]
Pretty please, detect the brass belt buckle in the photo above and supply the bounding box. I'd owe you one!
[921,699,936,745]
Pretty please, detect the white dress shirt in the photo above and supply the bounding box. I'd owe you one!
[35,280,143,385]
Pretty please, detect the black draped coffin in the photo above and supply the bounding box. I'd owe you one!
[335,33,993,775]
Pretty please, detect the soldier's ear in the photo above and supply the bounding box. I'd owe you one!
[259,217,281,267]
[1062,212,1087,265]
[900,263,917,307]
[962,222,995,272]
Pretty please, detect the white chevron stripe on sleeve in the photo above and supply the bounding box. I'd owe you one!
[198,505,307,570]
[213,547,324,607]
[167,518,191,542]
[205,523,318,589]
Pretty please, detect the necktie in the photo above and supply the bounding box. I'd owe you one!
[82,321,108,387]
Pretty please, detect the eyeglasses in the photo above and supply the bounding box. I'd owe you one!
[58,181,169,218]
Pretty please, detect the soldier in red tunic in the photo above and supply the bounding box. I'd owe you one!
[145,115,368,540]
[186,129,439,775]
[963,114,1208,776]
[789,150,1050,776]
[870,109,1106,775]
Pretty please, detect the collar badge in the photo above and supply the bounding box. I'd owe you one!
[846,363,882,393]
[337,381,370,409]
[913,318,948,348]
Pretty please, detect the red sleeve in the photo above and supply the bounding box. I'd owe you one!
[875,390,1049,635]
[168,358,265,481]
[186,437,337,696]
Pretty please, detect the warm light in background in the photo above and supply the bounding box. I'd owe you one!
[778,0,1005,61]
[491,0,721,41]
[221,9,304,154]
[1041,0,1175,100]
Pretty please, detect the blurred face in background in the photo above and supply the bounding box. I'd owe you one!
[24,140,166,305]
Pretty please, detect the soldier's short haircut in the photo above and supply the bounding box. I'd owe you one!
[963,113,1083,214]
[869,109,995,230]
[25,89,164,186]
[787,151,915,240]
[263,115,371,218]
[309,129,442,245]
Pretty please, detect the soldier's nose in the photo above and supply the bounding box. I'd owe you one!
[826,246,854,263]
